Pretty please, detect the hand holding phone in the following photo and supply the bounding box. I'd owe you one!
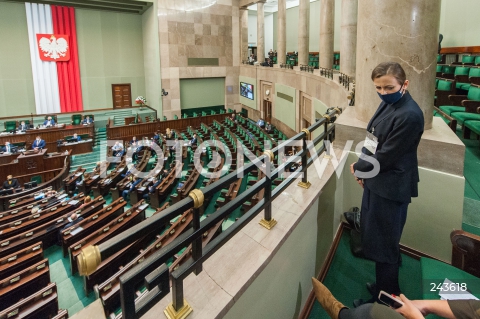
[378,290,404,309]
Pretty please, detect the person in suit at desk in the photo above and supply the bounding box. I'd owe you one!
[72,133,81,142]
[3,175,20,190]
[122,176,142,200]
[2,142,16,153]
[18,121,29,131]
[32,136,45,150]
[82,116,94,125]
[165,128,173,140]
[143,175,164,201]
[190,133,197,146]
[112,142,124,157]
[43,116,55,127]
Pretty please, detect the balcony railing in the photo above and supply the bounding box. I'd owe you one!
[77,107,342,318]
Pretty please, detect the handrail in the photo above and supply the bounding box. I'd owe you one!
[77,108,342,318]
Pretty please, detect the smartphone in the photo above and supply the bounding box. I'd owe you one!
[378,290,404,309]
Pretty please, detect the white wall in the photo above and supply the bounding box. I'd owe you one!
[248,13,257,46]
[439,0,480,47]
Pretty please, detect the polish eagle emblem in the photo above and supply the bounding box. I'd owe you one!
[36,34,70,61]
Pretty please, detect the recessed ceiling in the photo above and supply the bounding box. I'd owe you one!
[248,0,318,13]
[0,0,152,14]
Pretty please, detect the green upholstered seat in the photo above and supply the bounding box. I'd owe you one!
[452,112,480,125]
[71,114,82,125]
[439,106,464,116]
[465,120,480,136]
[182,113,188,118]
[420,257,480,300]
[475,56,480,66]
[4,121,17,131]
[163,116,167,121]
[174,115,178,120]
[31,175,42,185]
[456,54,475,65]
[441,65,455,78]
[453,66,470,89]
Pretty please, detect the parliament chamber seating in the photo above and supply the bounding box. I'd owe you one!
[0,111,291,317]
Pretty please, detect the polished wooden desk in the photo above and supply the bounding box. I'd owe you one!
[0,124,94,150]
[58,139,93,155]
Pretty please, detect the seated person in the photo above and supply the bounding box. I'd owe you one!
[59,212,84,243]
[71,133,81,142]
[82,115,94,124]
[311,277,480,319]
[93,162,102,173]
[121,164,136,178]
[265,122,272,133]
[122,176,142,200]
[2,142,16,153]
[3,175,20,190]
[153,131,160,142]
[257,119,265,128]
[79,196,92,208]
[43,116,55,127]
[165,128,173,140]
[190,133,197,146]
[18,121,29,131]
[143,176,163,200]
[32,136,46,150]
[112,142,124,157]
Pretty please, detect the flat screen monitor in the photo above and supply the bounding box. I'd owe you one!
[240,82,254,100]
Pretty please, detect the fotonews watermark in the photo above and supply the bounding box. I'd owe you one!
[103,139,380,181]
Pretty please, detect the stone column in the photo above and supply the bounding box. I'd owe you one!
[355,0,440,129]
[240,8,249,63]
[257,1,265,63]
[298,0,310,66]
[277,0,286,65]
[340,0,357,76]
[319,0,334,69]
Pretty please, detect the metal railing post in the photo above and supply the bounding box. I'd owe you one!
[189,189,204,275]
[297,129,311,189]
[259,150,277,230]
[165,277,192,319]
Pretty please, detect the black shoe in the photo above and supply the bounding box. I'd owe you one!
[366,282,377,296]
[344,207,360,231]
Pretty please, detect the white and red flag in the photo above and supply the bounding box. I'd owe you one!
[26,3,83,114]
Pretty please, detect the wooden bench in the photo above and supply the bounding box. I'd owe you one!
[83,204,171,297]
[0,192,64,226]
[52,309,68,319]
[2,186,54,213]
[92,160,127,198]
[0,194,84,241]
[0,259,50,310]
[97,209,194,315]
[149,161,183,209]
[0,199,93,258]
[77,161,110,196]
[60,196,107,256]
[69,199,146,278]
[0,282,58,319]
[0,242,43,281]
[63,167,86,195]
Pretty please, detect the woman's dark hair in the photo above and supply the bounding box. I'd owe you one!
[371,62,406,85]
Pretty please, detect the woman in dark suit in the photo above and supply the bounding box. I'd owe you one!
[350,62,424,305]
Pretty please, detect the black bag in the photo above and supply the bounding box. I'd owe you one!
[343,207,365,258]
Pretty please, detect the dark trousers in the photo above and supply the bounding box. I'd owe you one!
[360,185,409,296]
